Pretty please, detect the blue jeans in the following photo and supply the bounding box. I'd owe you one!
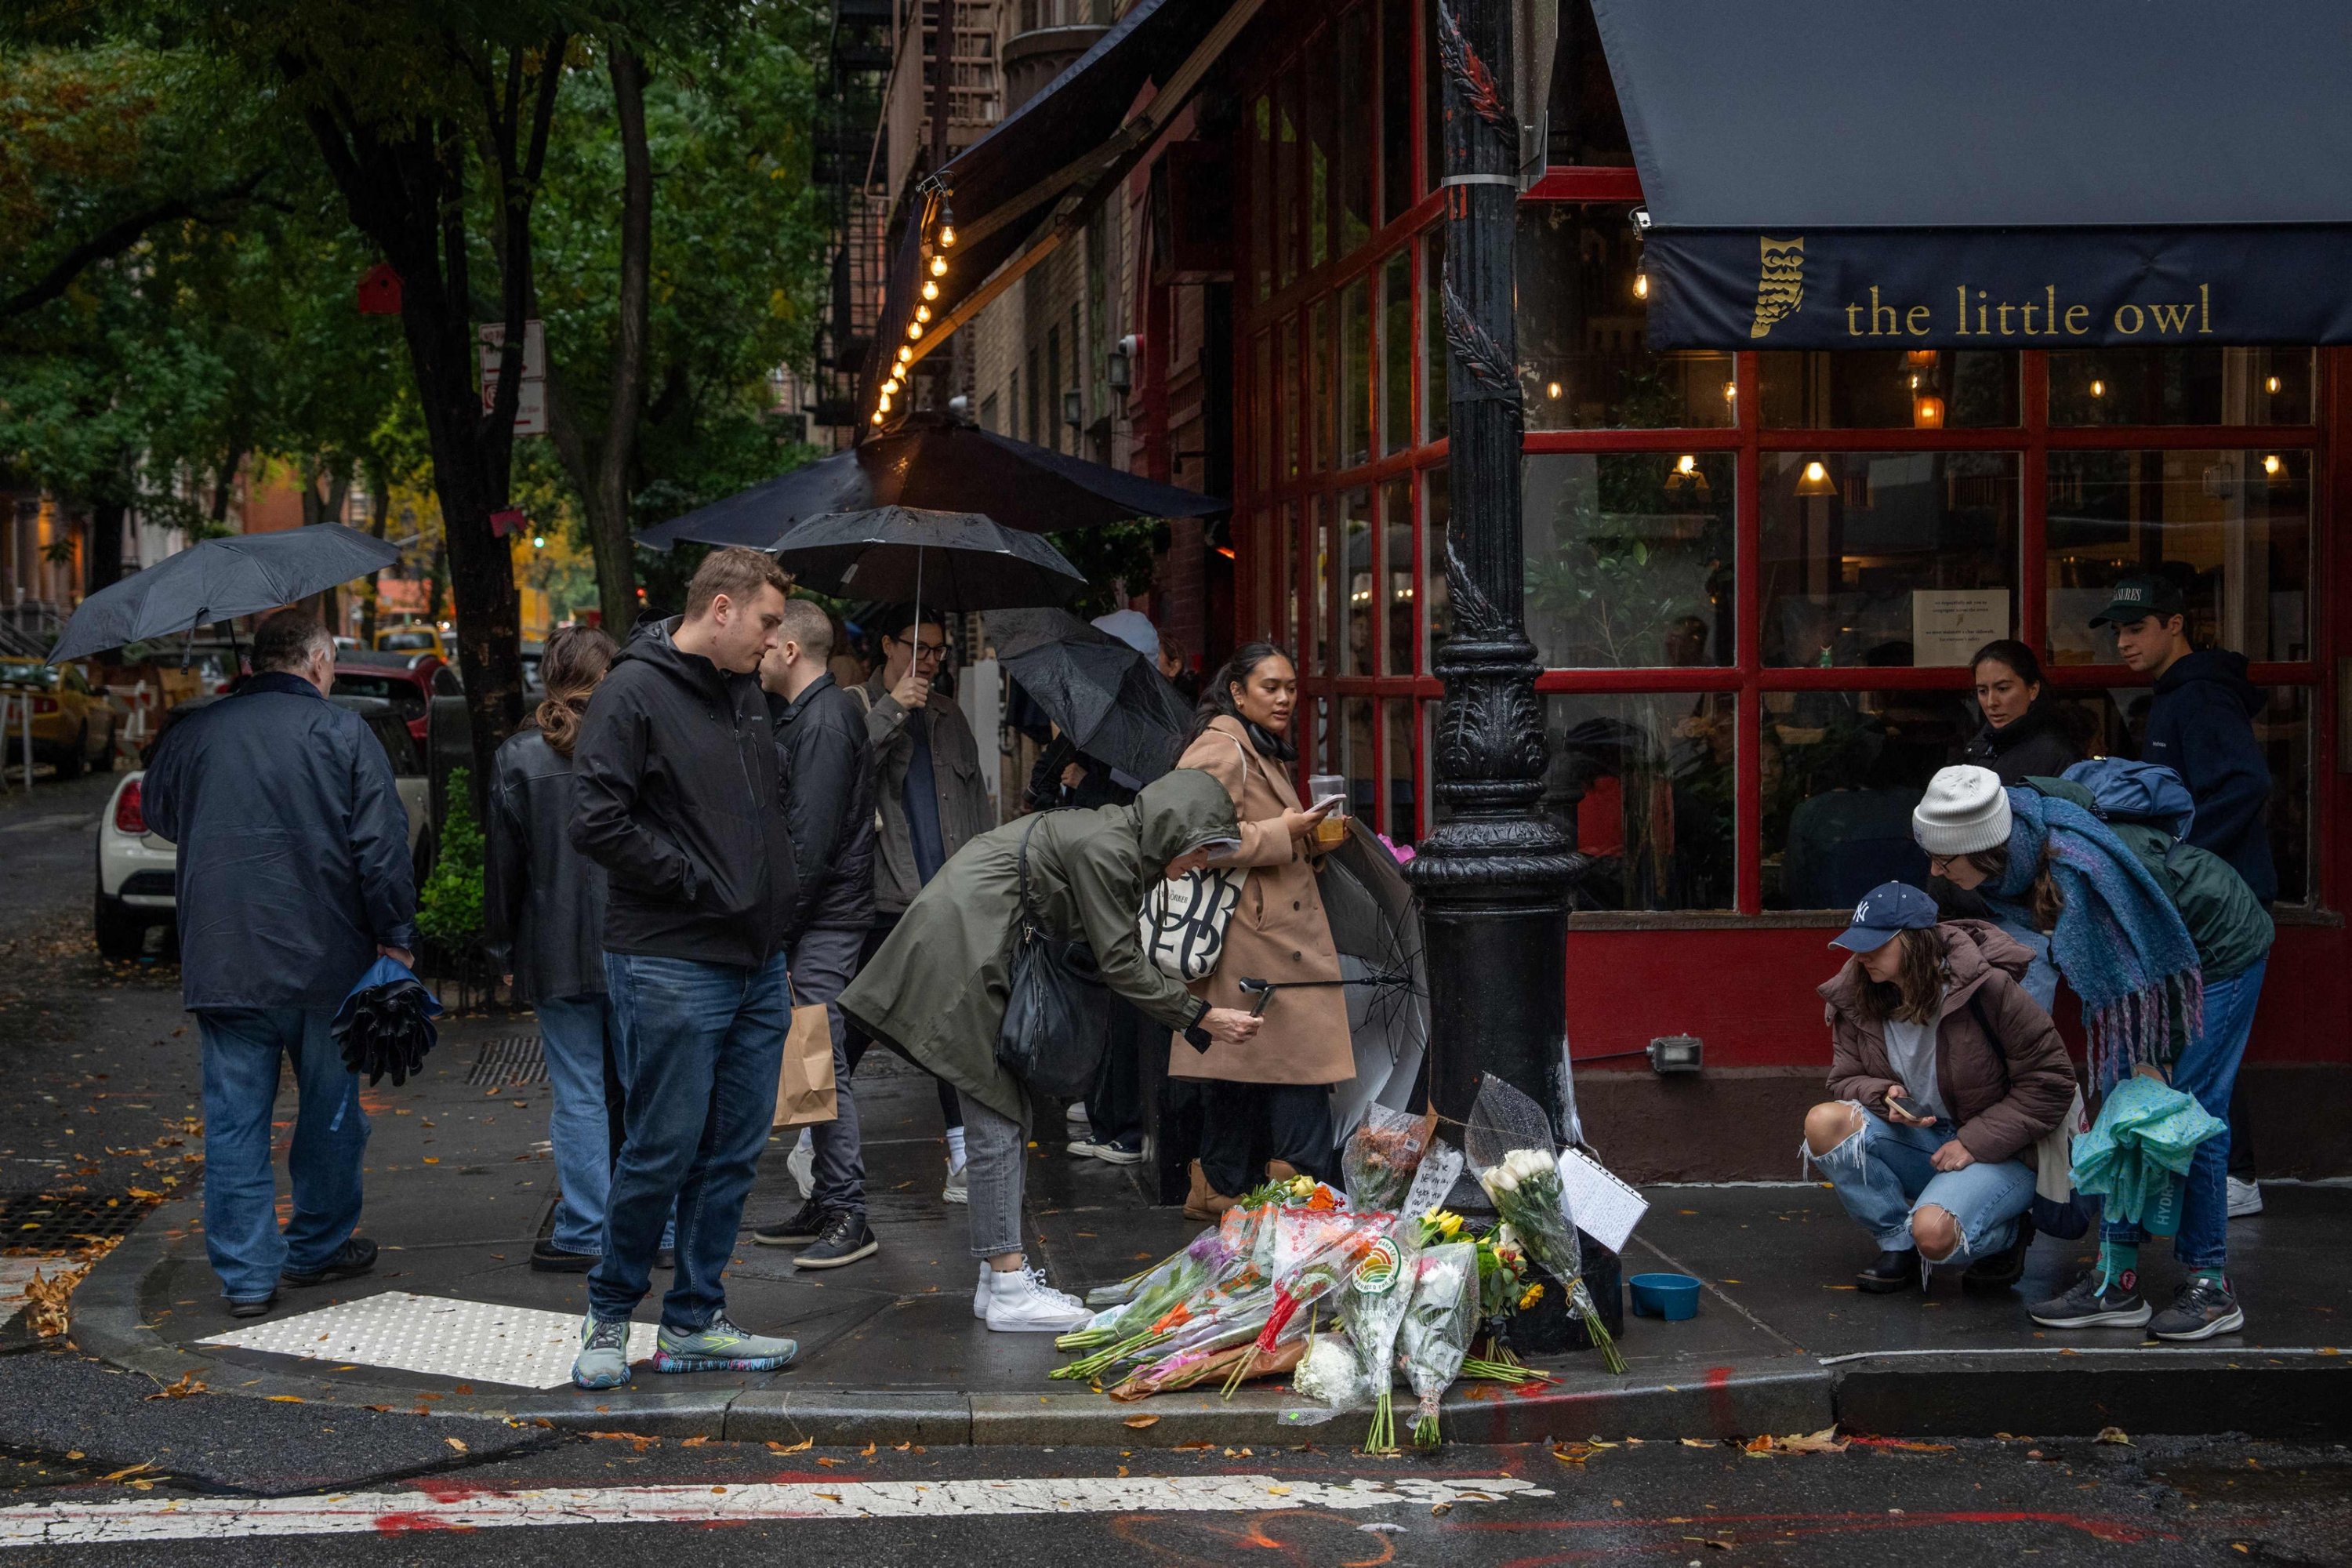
[590,951,787,1330]
[195,1008,368,1301]
[536,994,615,1255]
[1811,1107,2035,1261]
[2103,956,2267,1271]
[791,928,866,1219]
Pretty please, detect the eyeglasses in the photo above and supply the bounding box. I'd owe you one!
[893,637,946,662]
[1927,855,1958,873]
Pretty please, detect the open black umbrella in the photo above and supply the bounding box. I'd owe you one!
[49,524,401,664]
[988,608,1195,786]
[634,414,1225,551]
[769,507,1086,630]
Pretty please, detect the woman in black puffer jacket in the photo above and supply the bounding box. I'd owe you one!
[1958,640,2081,786]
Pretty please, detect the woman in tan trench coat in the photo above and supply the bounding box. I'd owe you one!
[1171,642,1356,1219]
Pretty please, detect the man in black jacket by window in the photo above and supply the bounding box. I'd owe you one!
[753,599,881,1269]
[566,547,800,1389]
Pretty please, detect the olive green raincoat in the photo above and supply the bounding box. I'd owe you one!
[839,768,1239,1127]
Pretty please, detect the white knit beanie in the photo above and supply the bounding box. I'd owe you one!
[1912,764,2012,856]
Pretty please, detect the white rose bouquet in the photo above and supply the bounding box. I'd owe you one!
[1475,1145,1624,1374]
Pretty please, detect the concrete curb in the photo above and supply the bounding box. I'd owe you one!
[69,1209,2352,1449]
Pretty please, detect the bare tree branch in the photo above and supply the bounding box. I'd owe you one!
[0,168,271,321]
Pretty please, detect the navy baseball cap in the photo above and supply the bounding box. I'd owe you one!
[1830,882,1940,953]
[2089,575,2186,629]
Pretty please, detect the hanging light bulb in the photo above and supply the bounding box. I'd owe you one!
[938,222,956,248]
[1544,380,1563,400]
[1795,459,1835,497]
[897,345,913,365]
[877,390,892,414]
[930,255,949,278]
[2266,375,2282,394]
[2089,378,2107,397]
[915,304,932,325]
[2263,452,2284,477]
[1632,270,1650,301]
[907,320,924,340]
[871,408,885,426]
[1724,380,1737,402]
[922,279,939,301]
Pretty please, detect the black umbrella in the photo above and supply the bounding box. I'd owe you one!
[989,608,1195,786]
[48,524,402,664]
[769,507,1087,632]
[634,413,1225,551]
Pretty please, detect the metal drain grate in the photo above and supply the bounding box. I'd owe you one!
[466,1035,547,1087]
[1,1192,163,1254]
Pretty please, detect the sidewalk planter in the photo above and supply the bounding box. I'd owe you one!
[1627,1272,1701,1321]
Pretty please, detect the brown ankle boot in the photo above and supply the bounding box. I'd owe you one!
[1185,1160,1236,1222]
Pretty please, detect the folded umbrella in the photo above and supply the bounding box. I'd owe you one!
[331,956,444,1088]
[48,524,403,664]
[2071,1072,2226,1234]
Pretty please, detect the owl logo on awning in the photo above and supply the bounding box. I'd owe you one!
[1749,237,1806,338]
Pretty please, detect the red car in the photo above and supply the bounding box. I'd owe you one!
[332,648,459,746]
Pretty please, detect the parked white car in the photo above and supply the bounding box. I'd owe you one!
[96,695,437,961]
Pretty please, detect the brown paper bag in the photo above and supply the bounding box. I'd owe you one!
[773,993,837,1128]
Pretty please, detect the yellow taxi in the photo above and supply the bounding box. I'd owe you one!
[375,622,451,659]
[0,659,118,779]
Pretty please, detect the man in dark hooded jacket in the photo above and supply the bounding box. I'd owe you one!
[2098,575,2276,904]
[566,547,800,1389]
[143,608,413,1316]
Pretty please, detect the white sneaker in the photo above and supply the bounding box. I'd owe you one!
[2227,1175,2264,1218]
[984,1266,1092,1333]
[1064,1102,1091,1138]
[972,1261,991,1319]
[942,1158,968,1205]
[786,1131,815,1199]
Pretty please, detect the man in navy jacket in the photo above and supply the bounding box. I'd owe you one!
[144,608,415,1316]
[2096,575,2278,904]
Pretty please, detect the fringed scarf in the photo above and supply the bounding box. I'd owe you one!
[1997,786,2202,1089]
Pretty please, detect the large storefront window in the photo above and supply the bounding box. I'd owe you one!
[1229,0,2327,911]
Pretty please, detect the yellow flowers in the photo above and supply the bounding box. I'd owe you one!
[1287,1174,1315,1200]
[1518,1282,1546,1310]
[1421,1207,1465,1239]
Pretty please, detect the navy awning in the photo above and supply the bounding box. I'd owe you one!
[1588,0,2352,348]
[862,0,1234,417]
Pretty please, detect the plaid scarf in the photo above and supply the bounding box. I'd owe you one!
[1996,786,2202,1089]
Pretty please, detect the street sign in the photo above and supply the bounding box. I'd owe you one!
[478,320,546,436]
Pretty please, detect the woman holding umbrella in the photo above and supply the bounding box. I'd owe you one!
[1170,642,1351,1221]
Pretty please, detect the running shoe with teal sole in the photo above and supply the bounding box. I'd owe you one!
[652,1316,798,1374]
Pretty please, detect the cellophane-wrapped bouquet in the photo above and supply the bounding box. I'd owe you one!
[1335,1226,1417,1450]
[1340,1105,1438,1212]
[1465,1074,1624,1374]
[1220,1207,1395,1396]
[1393,1240,1477,1447]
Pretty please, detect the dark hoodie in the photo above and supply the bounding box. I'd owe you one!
[569,617,798,967]
[2143,648,2276,904]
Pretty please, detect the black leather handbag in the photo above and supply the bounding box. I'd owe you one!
[995,818,1112,1098]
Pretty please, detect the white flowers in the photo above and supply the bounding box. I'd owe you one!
[1292,1334,1365,1407]
[1476,1147,1555,1200]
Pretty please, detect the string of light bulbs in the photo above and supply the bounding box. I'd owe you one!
[873,180,957,428]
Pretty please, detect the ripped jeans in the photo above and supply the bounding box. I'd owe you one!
[1807,1105,2034,1263]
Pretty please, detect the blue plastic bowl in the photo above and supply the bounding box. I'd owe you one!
[1627,1272,1702,1321]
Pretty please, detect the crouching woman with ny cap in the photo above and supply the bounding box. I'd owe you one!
[1802,882,2076,1296]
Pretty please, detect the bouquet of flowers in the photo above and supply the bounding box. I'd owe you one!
[1341,1106,1438,1212]
[1466,1076,1624,1374]
[1221,1208,1392,1396]
[1416,1211,1552,1388]
[1338,1227,1417,1450]
[1394,1240,1477,1447]
[1289,1330,1368,1409]
[1054,1225,1232,1375]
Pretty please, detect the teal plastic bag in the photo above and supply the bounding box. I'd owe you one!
[2071,1073,2225,1234]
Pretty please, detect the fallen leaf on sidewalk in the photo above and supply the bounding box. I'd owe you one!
[265,1396,305,1404]
[2095,1427,2132,1445]
[681,1436,710,1448]
[1173,1442,1214,1452]
[1429,1502,1451,1517]
[1123,1415,1160,1429]
[768,1439,814,1454]
[815,1457,842,1468]
[142,1374,204,1401]
[1744,1428,1846,1457]
[24,1263,89,1338]
[1847,1436,1953,1454]
[859,1442,876,1457]
[584,1432,659,1452]
[444,1438,468,1454]
[100,1462,155,1482]
[1681,1534,1734,1550]
[1678,1438,1714,1449]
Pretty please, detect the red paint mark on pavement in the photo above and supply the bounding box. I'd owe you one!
[1704,1364,1736,1434]
[374,1512,474,1534]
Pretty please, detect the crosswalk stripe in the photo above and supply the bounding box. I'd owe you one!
[0,1475,1551,1547]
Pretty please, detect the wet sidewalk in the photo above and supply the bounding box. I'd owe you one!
[65,1017,2352,1447]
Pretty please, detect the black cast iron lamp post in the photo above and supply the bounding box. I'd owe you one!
[1403,0,1592,1352]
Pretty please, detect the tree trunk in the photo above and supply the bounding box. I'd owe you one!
[359,477,387,648]
[546,43,651,636]
[85,496,126,596]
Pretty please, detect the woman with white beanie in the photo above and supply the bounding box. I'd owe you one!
[1912,763,2273,1343]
